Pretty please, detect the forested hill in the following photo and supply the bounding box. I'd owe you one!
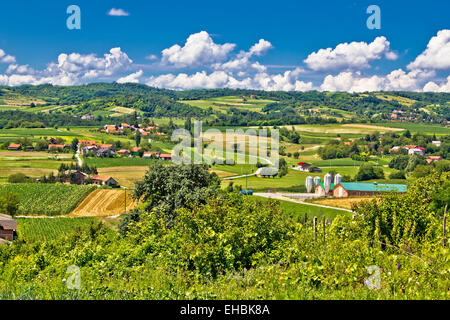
[1,83,449,126]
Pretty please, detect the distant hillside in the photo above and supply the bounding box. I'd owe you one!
[0,83,449,126]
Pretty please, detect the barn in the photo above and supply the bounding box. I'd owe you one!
[333,182,407,198]
[315,183,334,196]
[0,215,17,242]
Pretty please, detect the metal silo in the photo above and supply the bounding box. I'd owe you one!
[306,176,314,193]
[314,176,321,186]
[334,173,342,185]
[324,173,332,194]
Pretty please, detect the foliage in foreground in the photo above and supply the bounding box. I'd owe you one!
[0,173,448,300]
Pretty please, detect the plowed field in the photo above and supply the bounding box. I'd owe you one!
[70,189,138,217]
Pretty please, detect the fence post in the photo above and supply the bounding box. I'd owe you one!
[313,216,317,242]
[304,213,308,224]
[322,216,326,247]
[443,205,448,248]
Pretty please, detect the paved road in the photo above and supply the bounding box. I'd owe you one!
[76,144,83,167]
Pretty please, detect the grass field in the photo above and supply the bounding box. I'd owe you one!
[183,96,276,113]
[17,217,97,242]
[0,184,96,216]
[373,122,450,135]
[253,196,351,220]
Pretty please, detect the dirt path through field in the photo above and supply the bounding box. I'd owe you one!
[70,189,138,217]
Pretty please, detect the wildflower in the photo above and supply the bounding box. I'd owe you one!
[397,263,401,270]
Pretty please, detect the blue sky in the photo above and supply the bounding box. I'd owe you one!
[0,0,449,91]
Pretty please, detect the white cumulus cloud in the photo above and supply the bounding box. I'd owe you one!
[408,29,450,70]
[304,36,397,71]
[161,31,235,68]
[117,70,144,84]
[0,49,16,64]
[423,76,450,92]
[108,8,130,16]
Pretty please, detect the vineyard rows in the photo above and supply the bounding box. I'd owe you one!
[0,184,96,215]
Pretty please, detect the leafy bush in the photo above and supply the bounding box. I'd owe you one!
[126,194,294,278]
[389,170,406,180]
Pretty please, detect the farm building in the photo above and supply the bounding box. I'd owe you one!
[333,182,407,198]
[8,143,21,151]
[257,167,278,178]
[297,162,311,172]
[91,175,118,186]
[315,183,334,197]
[0,214,17,242]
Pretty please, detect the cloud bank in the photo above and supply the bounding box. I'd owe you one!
[0,30,449,92]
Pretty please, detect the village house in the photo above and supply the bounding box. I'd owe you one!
[432,141,442,147]
[117,149,131,156]
[7,143,21,151]
[159,153,173,161]
[91,175,118,186]
[64,170,89,185]
[81,115,95,120]
[333,182,407,198]
[0,214,17,242]
[81,145,98,156]
[48,144,66,152]
[143,151,160,159]
[95,148,115,157]
[105,125,119,134]
[408,147,425,156]
[389,146,401,153]
[79,140,97,146]
[131,147,143,156]
[427,155,443,164]
[98,144,114,151]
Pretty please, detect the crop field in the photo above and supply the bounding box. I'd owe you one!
[97,166,149,187]
[309,197,376,210]
[70,189,137,217]
[17,217,97,242]
[85,157,158,168]
[0,184,96,216]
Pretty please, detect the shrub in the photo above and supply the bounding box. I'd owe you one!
[389,170,406,180]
